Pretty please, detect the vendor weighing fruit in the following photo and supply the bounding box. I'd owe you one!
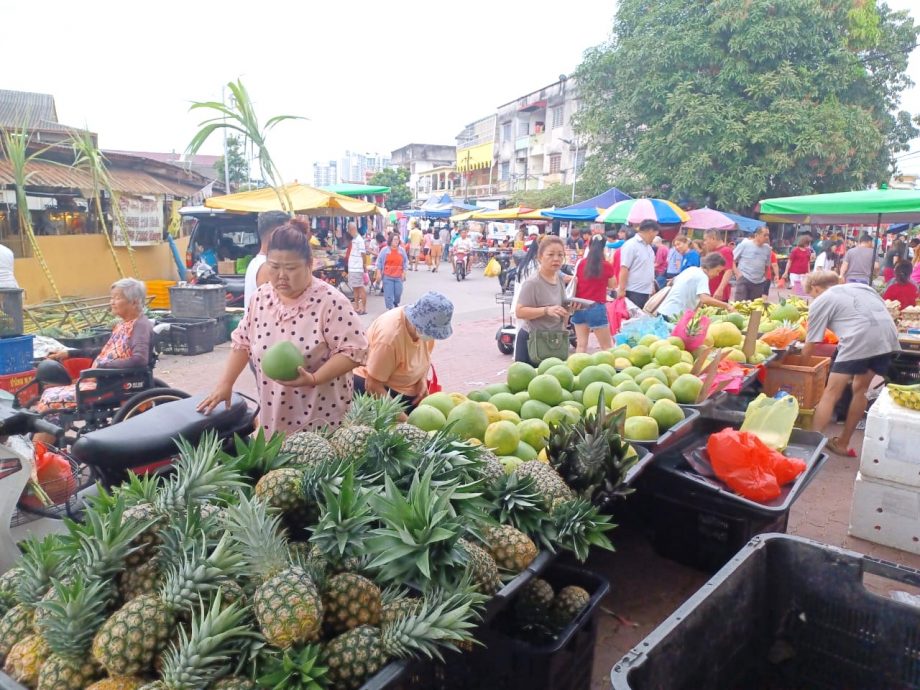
[199,220,368,434]
[656,253,734,318]
[801,270,900,457]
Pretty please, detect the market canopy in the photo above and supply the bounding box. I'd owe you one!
[758,189,920,225]
[408,193,479,218]
[542,187,633,221]
[722,211,766,233]
[205,183,379,216]
[683,208,736,231]
[320,183,390,197]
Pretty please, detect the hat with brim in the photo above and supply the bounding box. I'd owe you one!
[405,291,454,340]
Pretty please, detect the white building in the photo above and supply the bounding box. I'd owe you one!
[339,151,392,184]
[312,160,338,187]
[390,143,456,203]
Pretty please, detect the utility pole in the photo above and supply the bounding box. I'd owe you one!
[221,85,231,194]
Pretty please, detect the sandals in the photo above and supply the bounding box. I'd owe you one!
[826,437,856,458]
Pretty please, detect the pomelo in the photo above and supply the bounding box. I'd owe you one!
[518,418,551,452]
[592,351,617,367]
[261,341,305,381]
[446,401,490,441]
[648,340,665,356]
[419,392,456,418]
[638,334,659,347]
[667,336,686,350]
[611,372,633,387]
[659,366,678,385]
[636,369,668,387]
[614,357,632,370]
[639,377,660,393]
[559,389,574,402]
[650,399,685,431]
[491,392,523,414]
[571,389,584,404]
[514,391,531,403]
[484,420,520,456]
[537,357,565,375]
[708,322,743,348]
[467,389,491,403]
[546,364,576,391]
[583,381,617,410]
[654,344,682,367]
[477,401,501,424]
[612,346,631,359]
[680,351,694,364]
[622,366,642,379]
[725,348,747,363]
[615,380,642,394]
[527,374,565,407]
[629,345,653,367]
[724,312,746,329]
[566,352,593,375]
[598,363,617,378]
[671,374,704,404]
[515,441,539,461]
[641,362,660,371]
[485,382,512,397]
[624,416,660,441]
[521,399,552,420]
[672,362,693,376]
[543,406,579,427]
[561,400,585,415]
[611,391,652,418]
[507,362,538,393]
[646,383,677,403]
[579,365,613,389]
[500,456,523,474]
[498,410,522,424]
[449,392,468,407]
[755,340,773,357]
[407,405,447,432]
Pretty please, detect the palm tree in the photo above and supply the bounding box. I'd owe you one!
[0,126,62,300]
[67,127,138,278]
[187,79,305,213]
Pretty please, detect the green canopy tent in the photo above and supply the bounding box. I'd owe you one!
[758,188,920,280]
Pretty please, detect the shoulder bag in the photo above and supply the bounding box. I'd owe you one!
[643,285,671,316]
[527,280,571,364]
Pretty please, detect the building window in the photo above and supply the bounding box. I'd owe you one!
[551,107,564,129]
[501,122,511,140]
[500,162,510,181]
[549,154,562,174]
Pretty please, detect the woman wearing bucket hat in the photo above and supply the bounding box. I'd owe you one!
[353,291,454,410]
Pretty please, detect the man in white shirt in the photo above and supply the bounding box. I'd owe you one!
[657,253,734,317]
[347,222,367,314]
[616,220,658,308]
[244,211,289,309]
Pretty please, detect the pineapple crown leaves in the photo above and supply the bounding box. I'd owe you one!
[156,505,224,566]
[301,455,354,505]
[487,474,555,550]
[34,574,108,658]
[159,432,247,514]
[15,534,70,606]
[380,588,484,662]
[308,466,375,566]
[365,469,469,591]
[220,428,291,477]
[256,644,328,690]
[414,429,489,483]
[223,493,294,583]
[358,427,420,485]
[160,533,244,612]
[379,585,414,606]
[550,497,616,562]
[158,591,257,690]
[344,392,407,430]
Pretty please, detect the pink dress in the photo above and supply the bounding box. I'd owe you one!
[232,280,368,435]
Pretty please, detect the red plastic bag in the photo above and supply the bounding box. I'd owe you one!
[19,442,76,509]
[706,429,806,502]
[671,310,710,351]
[427,365,442,394]
[606,298,629,335]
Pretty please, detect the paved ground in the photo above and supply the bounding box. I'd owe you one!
[156,263,920,690]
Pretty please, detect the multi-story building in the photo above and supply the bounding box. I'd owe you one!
[339,151,392,184]
[494,75,582,198]
[312,160,338,187]
[390,143,456,203]
[455,115,498,202]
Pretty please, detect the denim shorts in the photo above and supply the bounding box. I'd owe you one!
[570,302,608,328]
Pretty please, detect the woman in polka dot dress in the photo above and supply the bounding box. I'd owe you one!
[198,220,368,435]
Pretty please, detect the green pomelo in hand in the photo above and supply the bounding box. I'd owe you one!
[261,341,305,381]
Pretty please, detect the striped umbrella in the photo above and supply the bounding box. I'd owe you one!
[596,198,689,225]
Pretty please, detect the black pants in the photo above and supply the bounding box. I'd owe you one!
[735,278,768,301]
[514,328,536,367]
[625,291,650,308]
[353,374,417,412]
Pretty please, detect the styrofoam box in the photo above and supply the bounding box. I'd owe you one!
[849,471,920,555]
[859,388,920,487]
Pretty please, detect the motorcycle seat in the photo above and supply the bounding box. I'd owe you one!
[71,394,254,471]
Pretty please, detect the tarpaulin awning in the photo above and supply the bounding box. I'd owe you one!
[722,211,766,233]
[456,143,493,172]
[205,183,378,216]
[758,189,920,225]
[321,183,390,196]
[542,187,633,221]
[451,207,537,221]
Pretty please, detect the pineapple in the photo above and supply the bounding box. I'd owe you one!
[224,494,323,649]
[392,422,429,450]
[487,472,555,549]
[549,497,616,562]
[483,525,538,572]
[549,585,591,632]
[86,677,147,690]
[458,539,501,594]
[35,575,108,690]
[514,461,573,504]
[321,591,481,690]
[0,567,23,616]
[222,427,290,479]
[92,534,242,676]
[0,604,34,663]
[380,595,421,626]
[137,592,252,690]
[477,448,506,487]
[331,394,406,458]
[4,634,50,686]
[282,430,338,467]
[322,572,382,635]
[257,644,327,689]
[513,578,555,631]
[118,559,162,602]
[254,467,315,532]
[211,678,258,690]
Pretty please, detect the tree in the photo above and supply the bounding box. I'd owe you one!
[575,0,919,212]
[510,183,580,209]
[370,167,412,210]
[215,135,250,187]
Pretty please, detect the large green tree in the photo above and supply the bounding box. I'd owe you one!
[511,183,581,209]
[215,135,250,187]
[575,0,919,212]
[370,167,412,209]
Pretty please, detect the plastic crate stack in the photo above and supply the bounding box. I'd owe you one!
[163,285,225,356]
[849,387,920,554]
[0,288,34,404]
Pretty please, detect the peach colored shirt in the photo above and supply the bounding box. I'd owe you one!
[353,307,434,397]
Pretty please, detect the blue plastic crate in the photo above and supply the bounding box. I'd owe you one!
[0,335,33,375]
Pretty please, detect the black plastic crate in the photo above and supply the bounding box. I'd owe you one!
[888,352,920,385]
[612,533,920,690]
[157,317,217,356]
[0,288,24,337]
[169,284,227,318]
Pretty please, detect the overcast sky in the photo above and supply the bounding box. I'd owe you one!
[4,0,919,182]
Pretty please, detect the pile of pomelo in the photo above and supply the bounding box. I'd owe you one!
[407,335,709,467]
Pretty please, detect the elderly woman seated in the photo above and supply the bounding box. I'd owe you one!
[36,278,153,414]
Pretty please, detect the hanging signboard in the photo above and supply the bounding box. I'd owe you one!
[113,195,163,246]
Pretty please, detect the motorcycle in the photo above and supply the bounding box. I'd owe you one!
[0,391,257,572]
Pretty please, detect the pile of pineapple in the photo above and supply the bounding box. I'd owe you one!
[0,395,617,690]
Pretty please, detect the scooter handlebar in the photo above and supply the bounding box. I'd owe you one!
[31,418,63,440]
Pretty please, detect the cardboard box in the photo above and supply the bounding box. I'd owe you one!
[217,260,236,275]
[848,471,920,555]
[859,388,920,487]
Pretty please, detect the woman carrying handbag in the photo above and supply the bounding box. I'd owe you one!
[514,235,572,366]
